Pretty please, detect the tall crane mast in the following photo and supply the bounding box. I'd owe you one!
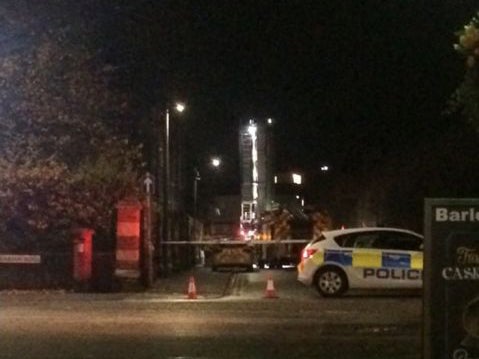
[239,119,274,239]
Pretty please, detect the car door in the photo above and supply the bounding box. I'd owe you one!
[372,231,423,289]
[337,231,384,288]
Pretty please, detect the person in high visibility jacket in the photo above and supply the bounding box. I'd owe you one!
[310,209,333,241]
[272,208,293,240]
[267,208,293,268]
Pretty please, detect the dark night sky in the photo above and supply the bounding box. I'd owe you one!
[103,2,477,163]
[105,1,478,192]
[2,1,479,222]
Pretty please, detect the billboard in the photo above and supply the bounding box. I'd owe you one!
[424,199,479,359]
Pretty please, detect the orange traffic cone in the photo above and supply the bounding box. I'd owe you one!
[187,276,197,299]
[264,275,278,299]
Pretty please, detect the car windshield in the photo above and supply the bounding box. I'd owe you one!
[1,2,478,359]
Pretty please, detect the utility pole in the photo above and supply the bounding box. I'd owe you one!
[162,108,170,275]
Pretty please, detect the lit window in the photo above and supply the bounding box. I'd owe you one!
[292,173,302,185]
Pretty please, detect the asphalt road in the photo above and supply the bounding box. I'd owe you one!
[0,269,422,359]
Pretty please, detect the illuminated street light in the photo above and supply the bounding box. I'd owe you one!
[211,157,221,168]
[267,118,273,125]
[320,165,329,172]
[175,102,185,113]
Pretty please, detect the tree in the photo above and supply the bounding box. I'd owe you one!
[452,12,479,129]
[0,35,143,248]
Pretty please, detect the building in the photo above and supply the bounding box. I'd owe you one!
[274,171,306,215]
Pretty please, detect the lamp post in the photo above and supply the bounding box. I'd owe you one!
[192,157,220,235]
[161,102,185,275]
[191,157,221,242]
[192,167,201,240]
[209,156,222,204]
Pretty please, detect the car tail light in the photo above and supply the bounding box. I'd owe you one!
[302,248,318,260]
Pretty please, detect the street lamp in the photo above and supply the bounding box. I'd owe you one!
[211,156,221,168]
[162,102,185,273]
[194,157,221,216]
[192,157,222,242]
[175,102,185,113]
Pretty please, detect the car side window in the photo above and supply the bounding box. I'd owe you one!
[335,233,379,248]
[334,234,352,247]
[373,232,423,251]
[353,233,379,248]
[335,233,362,247]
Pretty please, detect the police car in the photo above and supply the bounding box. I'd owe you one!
[297,227,423,297]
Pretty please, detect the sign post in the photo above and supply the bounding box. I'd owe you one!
[142,172,155,287]
[424,198,479,359]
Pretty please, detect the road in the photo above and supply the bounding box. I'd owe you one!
[0,269,422,359]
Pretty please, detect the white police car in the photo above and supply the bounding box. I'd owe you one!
[297,227,423,297]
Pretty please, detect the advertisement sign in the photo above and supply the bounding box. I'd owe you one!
[424,199,479,359]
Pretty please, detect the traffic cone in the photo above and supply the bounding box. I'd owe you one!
[187,276,197,299]
[264,275,278,299]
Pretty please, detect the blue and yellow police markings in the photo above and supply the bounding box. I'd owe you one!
[310,249,423,276]
[324,249,352,266]
[352,249,381,268]
[410,252,423,269]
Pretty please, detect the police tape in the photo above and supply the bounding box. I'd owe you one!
[160,239,311,245]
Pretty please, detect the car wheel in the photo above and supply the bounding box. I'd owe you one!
[315,266,348,297]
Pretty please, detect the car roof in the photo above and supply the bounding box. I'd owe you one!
[322,227,423,238]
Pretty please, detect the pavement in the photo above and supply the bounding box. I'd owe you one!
[149,266,234,299]
[0,269,422,359]
[0,265,235,302]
